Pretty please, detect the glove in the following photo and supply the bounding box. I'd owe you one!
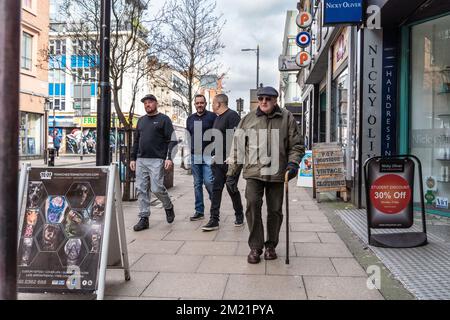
[226,175,239,193]
[286,162,299,181]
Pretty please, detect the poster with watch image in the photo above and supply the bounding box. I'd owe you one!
[17,168,108,293]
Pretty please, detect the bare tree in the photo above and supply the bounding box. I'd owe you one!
[53,0,170,200]
[160,0,226,115]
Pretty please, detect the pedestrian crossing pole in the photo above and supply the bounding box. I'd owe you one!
[0,0,21,300]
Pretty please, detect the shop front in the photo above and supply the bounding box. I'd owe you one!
[19,112,43,158]
[400,12,450,217]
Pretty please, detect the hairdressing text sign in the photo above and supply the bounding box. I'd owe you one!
[17,168,109,293]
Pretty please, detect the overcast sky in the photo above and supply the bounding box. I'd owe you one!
[151,0,296,113]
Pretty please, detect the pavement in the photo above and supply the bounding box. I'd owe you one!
[18,161,389,300]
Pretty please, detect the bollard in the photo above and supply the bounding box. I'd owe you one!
[48,148,55,167]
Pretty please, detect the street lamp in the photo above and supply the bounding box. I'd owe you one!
[241,45,260,89]
[43,98,50,164]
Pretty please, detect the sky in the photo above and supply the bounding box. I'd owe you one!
[150,0,296,113]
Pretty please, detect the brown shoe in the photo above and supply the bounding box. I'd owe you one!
[247,248,263,264]
[264,247,277,260]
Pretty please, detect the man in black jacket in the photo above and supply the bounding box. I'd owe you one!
[201,94,244,231]
[130,94,178,231]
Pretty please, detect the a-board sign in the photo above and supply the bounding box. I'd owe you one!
[312,143,346,192]
[366,158,414,228]
[297,150,313,188]
[17,165,130,297]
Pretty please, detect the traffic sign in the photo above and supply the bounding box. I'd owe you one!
[296,31,312,48]
[296,12,313,28]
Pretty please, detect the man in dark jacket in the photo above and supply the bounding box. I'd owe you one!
[227,86,304,263]
[130,94,178,231]
[201,93,244,231]
[186,94,217,221]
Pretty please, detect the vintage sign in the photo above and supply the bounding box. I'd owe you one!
[323,0,364,25]
[312,143,346,193]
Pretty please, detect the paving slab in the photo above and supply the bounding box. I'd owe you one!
[127,240,184,255]
[266,257,337,276]
[317,232,346,244]
[223,275,307,300]
[131,254,204,273]
[303,276,384,300]
[295,243,353,258]
[197,256,266,274]
[178,241,239,256]
[214,229,250,242]
[290,222,334,233]
[105,270,157,297]
[331,258,367,277]
[163,230,218,241]
[142,273,228,299]
[279,231,321,243]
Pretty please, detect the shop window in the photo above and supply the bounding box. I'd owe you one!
[410,14,450,214]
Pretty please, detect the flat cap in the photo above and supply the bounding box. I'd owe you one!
[140,94,158,103]
[257,86,279,97]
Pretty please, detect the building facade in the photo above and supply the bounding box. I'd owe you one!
[20,0,50,159]
[295,0,450,217]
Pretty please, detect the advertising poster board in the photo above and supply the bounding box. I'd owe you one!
[17,165,129,297]
[366,158,414,228]
[297,150,313,188]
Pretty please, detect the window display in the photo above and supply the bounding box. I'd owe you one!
[410,14,450,215]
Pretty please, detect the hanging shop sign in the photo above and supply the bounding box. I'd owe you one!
[296,11,313,29]
[279,55,301,72]
[323,0,364,26]
[296,31,312,48]
[295,51,312,67]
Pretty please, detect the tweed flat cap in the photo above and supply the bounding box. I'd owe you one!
[257,86,279,97]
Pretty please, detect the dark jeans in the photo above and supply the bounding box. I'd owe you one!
[245,179,284,250]
[210,163,243,222]
[55,146,60,157]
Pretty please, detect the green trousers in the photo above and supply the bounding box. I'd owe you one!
[245,179,284,250]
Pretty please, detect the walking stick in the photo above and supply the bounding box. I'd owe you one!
[285,171,290,264]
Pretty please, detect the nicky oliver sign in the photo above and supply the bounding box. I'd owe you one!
[323,0,364,25]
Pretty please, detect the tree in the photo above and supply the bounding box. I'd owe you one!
[54,0,170,200]
[159,0,225,115]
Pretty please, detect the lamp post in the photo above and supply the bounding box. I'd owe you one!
[241,45,260,89]
[43,98,50,164]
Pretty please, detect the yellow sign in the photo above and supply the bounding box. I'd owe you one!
[74,115,139,128]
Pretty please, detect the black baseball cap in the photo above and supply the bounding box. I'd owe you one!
[141,94,158,103]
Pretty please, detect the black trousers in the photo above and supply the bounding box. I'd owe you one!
[245,179,284,250]
[210,163,243,222]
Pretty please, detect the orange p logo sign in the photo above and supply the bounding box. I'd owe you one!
[295,51,312,67]
[296,12,313,28]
